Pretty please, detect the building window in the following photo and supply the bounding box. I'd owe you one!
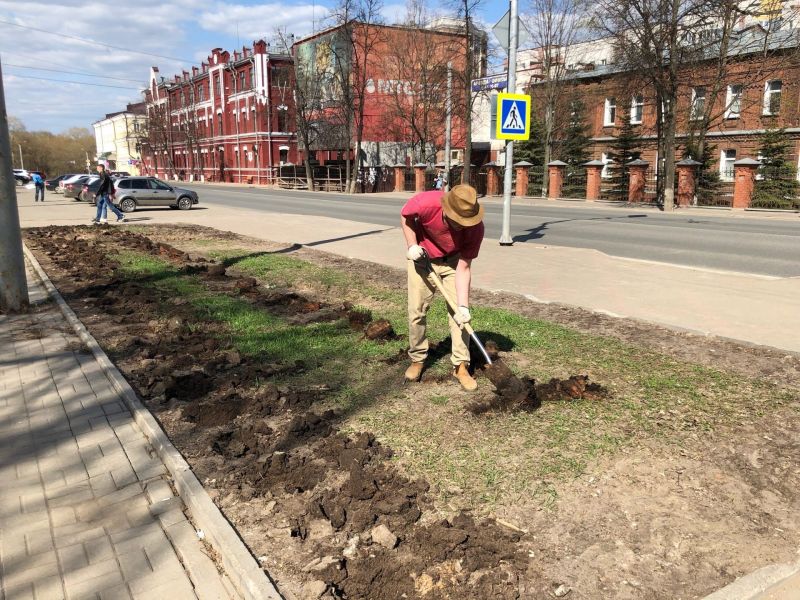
[271,65,290,87]
[725,84,742,119]
[198,86,205,102]
[603,97,616,127]
[180,91,185,107]
[630,95,644,124]
[764,80,782,115]
[239,71,246,91]
[720,149,736,181]
[691,87,706,120]
[217,113,223,135]
[279,148,289,164]
[601,152,612,178]
[277,108,288,132]
[249,66,255,89]
[215,75,221,97]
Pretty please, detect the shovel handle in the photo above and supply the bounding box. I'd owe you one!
[417,252,493,365]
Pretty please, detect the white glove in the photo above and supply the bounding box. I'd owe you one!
[453,305,471,328]
[406,244,425,261]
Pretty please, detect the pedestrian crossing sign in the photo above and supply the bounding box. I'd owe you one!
[495,93,531,140]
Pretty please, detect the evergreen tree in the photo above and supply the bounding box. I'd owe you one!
[683,137,720,206]
[514,113,546,165]
[605,106,641,201]
[556,98,592,197]
[752,128,800,209]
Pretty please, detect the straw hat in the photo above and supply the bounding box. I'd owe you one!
[441,184,483,227]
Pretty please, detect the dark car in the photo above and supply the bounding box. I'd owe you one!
[45,175,68,191]
[114,177,199,212]
[79,178,103,204]
[13,169,30,186]
[63,175,93,200]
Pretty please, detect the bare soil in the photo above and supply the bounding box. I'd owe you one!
[24,224,800,600]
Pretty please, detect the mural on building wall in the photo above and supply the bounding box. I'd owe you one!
[295,30,351,107]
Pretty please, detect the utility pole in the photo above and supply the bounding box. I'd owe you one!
[18,143,23,169]
[499,0,519,246]
[444,61,452,191]
[0,59,29,311]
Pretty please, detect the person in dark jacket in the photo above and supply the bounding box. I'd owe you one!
[92,164,125,224]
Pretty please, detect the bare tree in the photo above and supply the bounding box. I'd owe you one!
[330,0,385,193]
[378,10,455,163]
[450,0,487,183]
[524,0,589,196]
[595,0,718,211]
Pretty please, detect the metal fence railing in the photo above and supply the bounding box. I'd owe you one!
[562,167,587,199]
[696,167,733,207]
[526,166,546,197]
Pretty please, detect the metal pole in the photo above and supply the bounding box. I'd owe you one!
[444,61,452,191]
[0,59,29,311]
[18,143,23,169]
[499,0,519,246]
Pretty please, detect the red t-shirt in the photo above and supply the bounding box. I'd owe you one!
[400,190,484,260]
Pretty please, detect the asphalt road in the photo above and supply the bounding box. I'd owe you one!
[179,183,800,277]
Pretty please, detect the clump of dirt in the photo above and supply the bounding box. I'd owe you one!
[469,368,608,415]
[23,225,531,599]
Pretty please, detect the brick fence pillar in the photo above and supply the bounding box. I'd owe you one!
[547,160,567,200]
[394,164,405,192]
[584,160,604,201]
[514,161,532,197]
[413,163,427,193]
[627,160,649,203]
[486,162,500,196]
[732,158,761,209]
[676,158,701,207]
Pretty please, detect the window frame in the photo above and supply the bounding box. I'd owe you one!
[725,84,743,119]
[691,86,706,121]
[763,80,782,116]
[720,149,736,181]
[603,97,616,127]
[630,95,644,125]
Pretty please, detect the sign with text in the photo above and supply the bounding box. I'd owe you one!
[495,93,531,140]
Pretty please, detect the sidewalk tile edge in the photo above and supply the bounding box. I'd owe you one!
[23,243,284,600]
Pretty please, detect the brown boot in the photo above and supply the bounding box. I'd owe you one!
[404,361,424,382]
[453,363,477,391]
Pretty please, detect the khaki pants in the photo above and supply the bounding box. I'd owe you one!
[407,257,470,366]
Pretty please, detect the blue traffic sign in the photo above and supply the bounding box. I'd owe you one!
[495,93,531,140]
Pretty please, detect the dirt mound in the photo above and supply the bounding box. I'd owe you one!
[469,372,608,415]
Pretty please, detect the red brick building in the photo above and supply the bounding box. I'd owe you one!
[140,42,297,184]
[292,20,484,167]
[530,28,800,185]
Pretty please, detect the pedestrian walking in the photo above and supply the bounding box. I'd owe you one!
[31,172,45,202]
[400,184,485,391]
[92,164,126,224]
[434,172,444,191]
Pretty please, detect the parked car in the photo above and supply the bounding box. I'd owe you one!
[63,175,93,200]
[13,169,30,186]
[79,178,103,204]
[59,173,86,193]
[115,177,199,212]
[45,174,69,191]
[110,171,131,178]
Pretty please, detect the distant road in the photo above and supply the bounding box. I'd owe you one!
[180,184,800,277]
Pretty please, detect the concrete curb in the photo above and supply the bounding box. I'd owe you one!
[23,244,284,600]
[703,561,800,599]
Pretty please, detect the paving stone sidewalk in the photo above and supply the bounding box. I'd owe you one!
[0,263,236,599]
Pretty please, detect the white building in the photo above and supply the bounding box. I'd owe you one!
[93,103,147,174]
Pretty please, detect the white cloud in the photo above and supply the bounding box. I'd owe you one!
[199,2,328,41]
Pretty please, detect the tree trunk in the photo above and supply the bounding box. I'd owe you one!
[662,103,677,211]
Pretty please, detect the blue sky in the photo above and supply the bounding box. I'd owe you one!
[0,0,509,133]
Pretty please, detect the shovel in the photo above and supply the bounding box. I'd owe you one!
[418,251,492,365]
[417,251,534,406]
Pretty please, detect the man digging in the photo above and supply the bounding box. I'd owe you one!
[401,183,485,391]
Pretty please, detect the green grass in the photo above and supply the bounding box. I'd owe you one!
[113,245,797,515]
